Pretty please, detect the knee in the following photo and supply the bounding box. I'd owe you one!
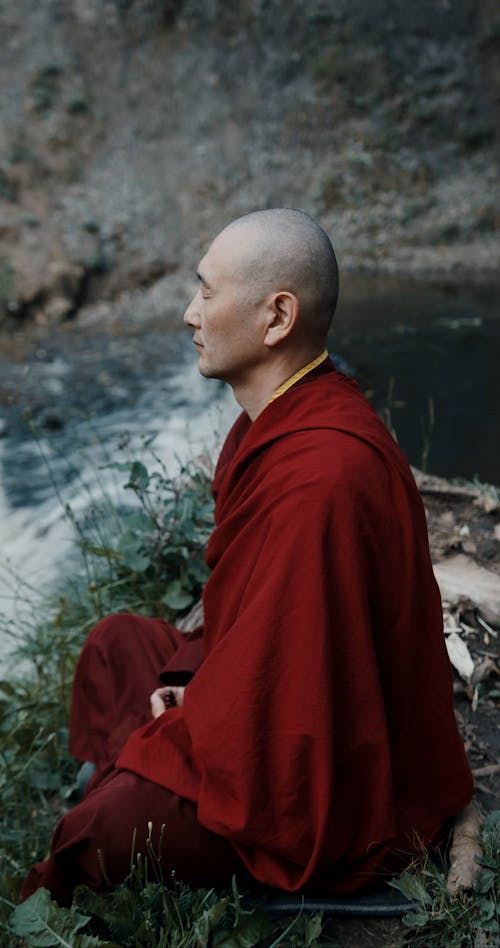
[84,613,143,653]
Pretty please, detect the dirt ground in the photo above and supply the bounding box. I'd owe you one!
[419,472,500,808]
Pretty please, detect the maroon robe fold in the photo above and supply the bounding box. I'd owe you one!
[115,361,472,894]
[22,615,244,905]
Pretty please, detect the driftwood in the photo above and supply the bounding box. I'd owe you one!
[434,554,500,627]
[412,467,482,499]
[176,600,204,632]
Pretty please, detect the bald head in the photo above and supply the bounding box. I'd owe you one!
[185,209,339,415]
[212,208,339,344]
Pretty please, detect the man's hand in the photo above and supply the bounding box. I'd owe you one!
[150,686,185,718]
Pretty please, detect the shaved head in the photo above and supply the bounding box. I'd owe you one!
[185,209,339,417]
[212,208,339,344]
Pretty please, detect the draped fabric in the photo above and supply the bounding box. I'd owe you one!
[21,615,244,905]
[116,361,473,894]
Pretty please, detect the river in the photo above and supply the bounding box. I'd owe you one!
[0,275,499,665]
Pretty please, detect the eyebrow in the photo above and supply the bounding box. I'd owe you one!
[197,270,213,291]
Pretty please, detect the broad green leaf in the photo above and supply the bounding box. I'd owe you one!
[10,888,91,946]
[391,871,431,905]
[28,769,61,791]
[473,869,496,894]
[304,912,323,944]
[162,581,194,611]
[206,895,230,926]
[475,916,500,933]
[402,909,430,928]
[120,510,152,533]
[125,461,150,490]
[117,532,150,572]
[213,908,272,946]
[478,897,496,922]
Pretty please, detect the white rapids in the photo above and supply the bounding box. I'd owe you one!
[0,359,238,671]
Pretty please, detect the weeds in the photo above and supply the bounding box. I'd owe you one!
[0,453,214,937]
[9,877,273,947]
[391,811,499,946]
[8,873,336,947]
[69,455,214,618]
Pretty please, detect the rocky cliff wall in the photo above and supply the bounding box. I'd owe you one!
[0,0,498,327]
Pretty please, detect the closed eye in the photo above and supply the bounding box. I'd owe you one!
[197,270,213,295]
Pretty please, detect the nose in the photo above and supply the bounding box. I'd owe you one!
[183,290,201,328]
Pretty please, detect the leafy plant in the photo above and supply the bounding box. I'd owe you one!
[68,455,214,619]
[9,874,275,948]
[8,874,338,948]
[0,453,214,937]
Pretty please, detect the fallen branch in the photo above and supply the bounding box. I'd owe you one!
[471,763,500,778]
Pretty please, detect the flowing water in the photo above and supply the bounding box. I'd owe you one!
[335,276,500,482]
[0,276,499,665]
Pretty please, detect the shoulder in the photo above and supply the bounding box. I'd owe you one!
[263,426,397,491]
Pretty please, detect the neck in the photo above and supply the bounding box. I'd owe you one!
[230,348,325,421]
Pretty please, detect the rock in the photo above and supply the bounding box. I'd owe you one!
[433,554,500,626]
[412,468,480,499]
[47,260,85,300]
[445,631,475,682]
[39,295,74,324]
[40,412,65,431]
[474,492,500,514]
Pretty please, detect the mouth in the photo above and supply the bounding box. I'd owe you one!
[193,339,203,348]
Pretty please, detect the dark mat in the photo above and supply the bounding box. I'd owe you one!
[262,884,413,917]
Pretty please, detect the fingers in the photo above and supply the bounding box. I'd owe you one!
[171,686,185,707]
[150,687,172,719]
[150,686,186,718]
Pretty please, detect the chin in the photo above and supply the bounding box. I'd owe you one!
[198,362,227,383]
[198,362,216,380]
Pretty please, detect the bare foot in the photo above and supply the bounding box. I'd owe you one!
[446,802,484,895]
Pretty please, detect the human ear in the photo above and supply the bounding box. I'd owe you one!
[263,292,299,347]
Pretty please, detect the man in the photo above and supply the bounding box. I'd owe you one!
[22,208,473,906]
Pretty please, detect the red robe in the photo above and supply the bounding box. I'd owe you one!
[117,360,472,894]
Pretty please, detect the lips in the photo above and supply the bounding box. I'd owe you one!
[193,339,203,348]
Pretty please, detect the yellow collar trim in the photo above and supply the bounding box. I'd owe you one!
[267,350,329,405]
